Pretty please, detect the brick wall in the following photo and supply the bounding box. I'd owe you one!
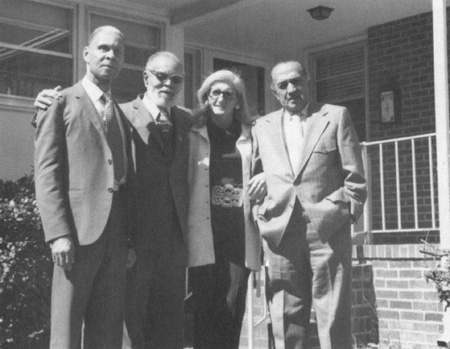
[367,10,443,242]
[239,245,445,349]
[358,244,444,349]
[368,11,436,141]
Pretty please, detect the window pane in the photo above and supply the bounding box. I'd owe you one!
[213,59,265,117]
[112,68,145,104]
[125,45,154,67]
[0,0,72,54]
[0,50,72,97]
[0,0,72,97]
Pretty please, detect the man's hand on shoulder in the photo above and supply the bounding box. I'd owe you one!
[50,236,75,271]
[34,86,63,111]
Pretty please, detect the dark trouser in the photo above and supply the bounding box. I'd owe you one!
[50,191,128,349]
[263,202,353,349]
[190,257,250,349]
[125,230,187,349]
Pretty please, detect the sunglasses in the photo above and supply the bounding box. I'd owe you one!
[147,70,184,84]
[276,77,306,90]
[209,89,237,101]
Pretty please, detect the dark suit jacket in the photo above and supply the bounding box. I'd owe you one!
[34,81,134,246]
[252,103,367,247]
[120,96,192,245]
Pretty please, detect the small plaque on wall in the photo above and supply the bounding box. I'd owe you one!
[380,85,401,124]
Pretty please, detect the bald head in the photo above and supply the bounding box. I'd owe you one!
[271,61,309,86]
[88,26,124,46]
[145,51,184,73]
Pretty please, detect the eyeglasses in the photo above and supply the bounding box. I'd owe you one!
[209,89,236,101]
[276,77,306,90]
[147,70,184,84]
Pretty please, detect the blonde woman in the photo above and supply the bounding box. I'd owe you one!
[187,70,265,349]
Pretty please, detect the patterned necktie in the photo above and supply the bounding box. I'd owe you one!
[102,93,125,182]
[156,108,172,143]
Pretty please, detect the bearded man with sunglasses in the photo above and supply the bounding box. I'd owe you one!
[251,61,366,349]
[120,51,191,349]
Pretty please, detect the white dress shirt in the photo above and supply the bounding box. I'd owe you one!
[283,104,309,174]
[82,77,109,116]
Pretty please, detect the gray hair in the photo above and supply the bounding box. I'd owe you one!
[196,69,253,125]
[88,26,124,45]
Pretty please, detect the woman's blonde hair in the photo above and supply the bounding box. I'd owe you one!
[195,69,253,126]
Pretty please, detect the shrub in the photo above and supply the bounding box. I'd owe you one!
[0,174,52,348]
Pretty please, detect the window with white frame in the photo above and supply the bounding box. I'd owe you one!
[0,0,73,98]
[90,13,161,103]
[310,42,366,141]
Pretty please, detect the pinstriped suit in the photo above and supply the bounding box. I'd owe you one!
[252,103,366,349]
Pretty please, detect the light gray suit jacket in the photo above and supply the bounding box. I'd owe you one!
[251,103,366,247]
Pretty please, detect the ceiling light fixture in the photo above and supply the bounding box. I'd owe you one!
[307,5,334,20]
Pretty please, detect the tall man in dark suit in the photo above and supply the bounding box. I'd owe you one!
[251,61,366,349]
[33,50,190,349]
[121,51,191,349]
[34,26,134,349]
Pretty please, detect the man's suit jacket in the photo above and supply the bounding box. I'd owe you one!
[252,103,366,248]
[120,96,192,245]
[34,81,134,246]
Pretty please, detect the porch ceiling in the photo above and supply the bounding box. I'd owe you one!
[141,0,434,61]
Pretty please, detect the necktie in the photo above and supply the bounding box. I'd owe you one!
[102,93,125,182]
[156,108,172,143]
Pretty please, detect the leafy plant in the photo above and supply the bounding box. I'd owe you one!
[0,174,52,348]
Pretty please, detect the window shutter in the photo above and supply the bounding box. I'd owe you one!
[314,45,365,102]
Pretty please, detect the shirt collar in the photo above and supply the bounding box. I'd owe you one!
[284,103,309,120]
[82,76,110,103]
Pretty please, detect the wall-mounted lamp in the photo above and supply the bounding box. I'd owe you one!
[307,5,334,20]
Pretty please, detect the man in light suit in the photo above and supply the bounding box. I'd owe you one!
[121,51,192,349]
[34,26,134,349]
[251,61,366,349]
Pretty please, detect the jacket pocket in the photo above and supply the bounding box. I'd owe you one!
[313,139,337,154]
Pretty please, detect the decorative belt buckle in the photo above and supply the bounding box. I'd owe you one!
[212,180,243,208]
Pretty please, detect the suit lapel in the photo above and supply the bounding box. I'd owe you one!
[136,98,166,150]
[126,96,153,145]
[296,103,329,176]
[74,82,108,144]
[265,109,294,176]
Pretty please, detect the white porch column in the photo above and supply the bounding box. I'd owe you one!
[433,0,450,347]
[165,25,185,106]
[433,0,450,248]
